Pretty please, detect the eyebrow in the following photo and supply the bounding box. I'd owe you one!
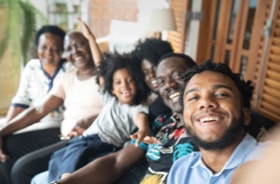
[184,84,234,95]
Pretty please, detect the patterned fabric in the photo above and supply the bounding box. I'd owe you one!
[139,113,197,184]
[11,59,67,128]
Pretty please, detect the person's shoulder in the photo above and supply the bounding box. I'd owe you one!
[170,151,200,174]
[24,58,41,69]
[174,151,200,164]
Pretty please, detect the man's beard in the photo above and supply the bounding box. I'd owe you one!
[186,112,245,150]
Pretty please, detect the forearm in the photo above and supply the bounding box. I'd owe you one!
[5,106,24,122]
[0,107,44,136]
[135,112,149,131]
[87,33,103,67]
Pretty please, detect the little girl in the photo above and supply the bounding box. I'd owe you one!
[48,53,151,182]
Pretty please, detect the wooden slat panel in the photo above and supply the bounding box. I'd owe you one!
[167,0,189,53]
[261,98,280,115]
[265,78,280,90]
[259,108,280,122]
[264,86,280,100]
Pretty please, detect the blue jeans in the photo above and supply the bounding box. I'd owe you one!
[31,171,49,184]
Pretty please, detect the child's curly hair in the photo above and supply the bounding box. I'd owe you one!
[98,53,150,105]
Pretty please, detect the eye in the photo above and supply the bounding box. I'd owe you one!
[156,77,165,87]
[76,43,84,49]
[172,71,181,80]
[51,47,61,53]
[114,80,121,85]
[38,45,47,51]
[215,93,230,98]
[127,77,134,83]
[214,89,232,98]
[187,95,199,101]
[142,69,149,75]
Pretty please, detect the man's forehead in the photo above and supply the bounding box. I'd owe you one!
[156,59,186,75]
[185,71,236,90]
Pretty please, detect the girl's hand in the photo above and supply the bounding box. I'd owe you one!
[143,136,162,144]
[130,128,151,147]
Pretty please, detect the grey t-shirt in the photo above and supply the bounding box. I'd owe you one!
[83,91,148,147]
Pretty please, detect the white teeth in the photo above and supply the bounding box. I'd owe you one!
[169,92,180,103]
[200,117,219,122]
[122,90,131,96]
[169,92,180,99]
[151,79,158,85]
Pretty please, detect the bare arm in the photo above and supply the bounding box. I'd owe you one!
[59,144,145,184]
[0,95,63,161]
[5,106,25,122]
[77,17,103,67]
[0,95,63,137]
[67,114,98,138]
[130,112,151,146]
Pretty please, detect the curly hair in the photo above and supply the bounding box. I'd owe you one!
[98,53,150,105]
[181,60,254,108]
[132,38,173,66]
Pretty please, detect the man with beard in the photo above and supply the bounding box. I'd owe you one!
[33,53,197,184]
[167,60,268,184]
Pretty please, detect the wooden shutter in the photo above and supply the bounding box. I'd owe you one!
[167,0,189,53]
[247,0,280,122]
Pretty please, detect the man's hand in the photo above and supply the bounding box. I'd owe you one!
[0,136,8,162]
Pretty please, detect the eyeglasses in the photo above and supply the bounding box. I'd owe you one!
[156,70,183,87]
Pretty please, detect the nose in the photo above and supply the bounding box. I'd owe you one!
[71,46,78,54]
[199,95,218,110]
[164,77,177,89]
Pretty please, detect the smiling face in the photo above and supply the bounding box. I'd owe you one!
[183,71,250,150]
[37,33,63,66]
[156,57,191,113]
[141,59,158,91]
[112,68,137,105]
[64,32,92,69]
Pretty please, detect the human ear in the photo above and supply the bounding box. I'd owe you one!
[243,108,251,126]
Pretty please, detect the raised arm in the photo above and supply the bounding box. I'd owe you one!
[77,18,103,68]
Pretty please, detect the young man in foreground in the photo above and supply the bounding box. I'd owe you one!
[167,61,268,184]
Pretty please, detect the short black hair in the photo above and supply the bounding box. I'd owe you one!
[181,60,254,108]
[158,53,197,69]
[132,38,173,66]
[34,25,65,47]
[98,53,150,105]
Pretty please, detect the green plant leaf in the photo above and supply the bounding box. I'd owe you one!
[0,0,46,69]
